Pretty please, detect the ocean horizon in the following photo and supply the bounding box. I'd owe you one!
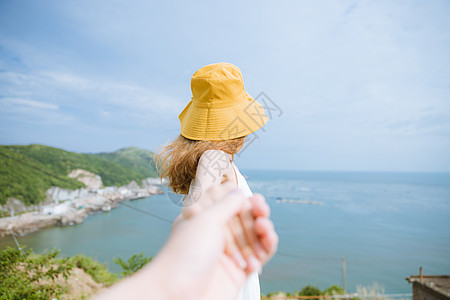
[1,170,449,295]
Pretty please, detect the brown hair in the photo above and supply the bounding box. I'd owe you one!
[154,135,246,194]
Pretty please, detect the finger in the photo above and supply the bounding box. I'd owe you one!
[228,214,253,258]
[218,188,262,272]
[254,217,275,237]
[259,231,279,263]
[245,254,261,274]
[228,212,262,274]
[254,218,278,258]
[205,185,265,273]
[237,198,266,260]
[249,194,270,218]
[224,225,247,269]
[238,198,257,246]
[254,217,278,262]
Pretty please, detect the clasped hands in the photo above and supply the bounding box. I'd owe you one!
[93,182,278,300]
[176,182,279,298]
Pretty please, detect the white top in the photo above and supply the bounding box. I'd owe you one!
[231,161,261,300]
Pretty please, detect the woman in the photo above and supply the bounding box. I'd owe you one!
[156,62,268,300]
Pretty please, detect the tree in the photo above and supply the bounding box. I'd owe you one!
[299,285,323,297]
[113,252,152,277]
[323,285,345,295]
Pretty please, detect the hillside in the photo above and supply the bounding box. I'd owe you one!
[94,147,157,179]
[0,145,158,205]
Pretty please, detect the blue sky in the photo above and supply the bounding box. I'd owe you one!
[0,0,449,172]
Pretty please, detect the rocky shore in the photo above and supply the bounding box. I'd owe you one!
[0,169,166,238]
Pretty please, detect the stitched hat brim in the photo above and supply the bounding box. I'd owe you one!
[179,98,268,141]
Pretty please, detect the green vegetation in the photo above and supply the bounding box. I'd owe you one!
[0,247,73,299]
[299,285,323,296]
[95,147,157,179]
[65,254,119,286]
[113,252,152,277]
[0,247,119,300]
[0,146,84,205]
[323,284,345,296]
[0,246,363,300]
[0,248,150,299]
[0,144,158,205]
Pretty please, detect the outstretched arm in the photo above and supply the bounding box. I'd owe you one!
[93,183,278,300]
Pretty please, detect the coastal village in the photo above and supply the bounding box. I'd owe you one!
[0,169,166,237]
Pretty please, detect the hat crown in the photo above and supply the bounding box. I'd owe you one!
[191,63,246,108]
[179,62,268,141]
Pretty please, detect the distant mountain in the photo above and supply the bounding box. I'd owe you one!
[0,145,158,205]
[94,147,157,179]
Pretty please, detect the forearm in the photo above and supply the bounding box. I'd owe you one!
[93,220,211,300]
[92,263,170,300]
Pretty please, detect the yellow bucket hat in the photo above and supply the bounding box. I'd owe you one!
[178,62,268,141]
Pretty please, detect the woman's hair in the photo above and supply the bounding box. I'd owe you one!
[154,135,246,194]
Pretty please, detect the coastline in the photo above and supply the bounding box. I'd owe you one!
[0,177,166,238]
[1,170,447,296]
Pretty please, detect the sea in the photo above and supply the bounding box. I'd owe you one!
[1,170,449,295]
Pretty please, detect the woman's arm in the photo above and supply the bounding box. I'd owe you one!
[172,150,235,231]
[186,150,236,205]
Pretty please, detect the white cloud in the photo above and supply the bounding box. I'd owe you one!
[2,68,183,109]
[36,70,184,113]
[0,96,75,127]
[0,0,449,170]
[1,97,58,111]
[39,70,91,88]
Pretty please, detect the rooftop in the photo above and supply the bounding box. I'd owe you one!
[406,275,450,298]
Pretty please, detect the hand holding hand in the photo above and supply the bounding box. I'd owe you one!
[180,182,278,286]
[94,182,278,300]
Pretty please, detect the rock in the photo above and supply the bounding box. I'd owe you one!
[0,213,60,237]
[59,209,87,226]
[125,180,140,191]
[46,187,90,204]
[118,187,132,197]
[101,204,111,212]
[68,169,103,190]
[142,177,165,187]
[41,202,74,215]
[148,186,164,194]
[4,198,26,217]
[97,186,118,196]
[104,193,124,202]
[74,195,106,211]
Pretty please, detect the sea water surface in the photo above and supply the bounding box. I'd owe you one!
[1,170,449,295]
